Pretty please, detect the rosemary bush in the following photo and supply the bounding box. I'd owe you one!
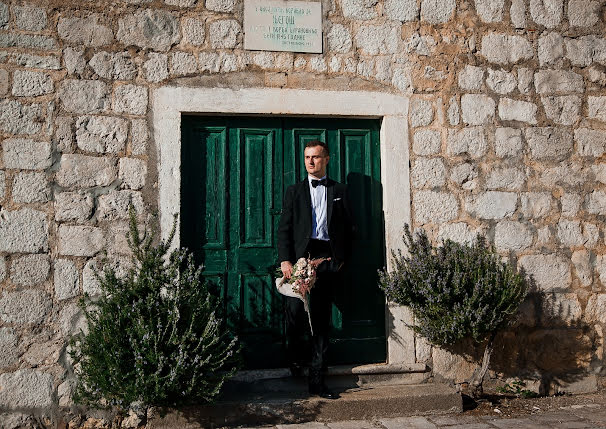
[379,225,528,395]
[71,211,239,409]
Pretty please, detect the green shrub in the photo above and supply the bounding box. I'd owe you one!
[70,211,239,409]
[379,225,528,396]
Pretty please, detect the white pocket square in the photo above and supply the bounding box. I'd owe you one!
[333,197,342,201]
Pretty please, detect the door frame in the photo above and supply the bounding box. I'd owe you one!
[152,86,415,366]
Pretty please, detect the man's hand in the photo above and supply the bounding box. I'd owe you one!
[281,261,293,279]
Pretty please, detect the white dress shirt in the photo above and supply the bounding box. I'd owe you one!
[308,175,329,241]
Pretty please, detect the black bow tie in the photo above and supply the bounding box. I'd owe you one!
[311,178,327,188]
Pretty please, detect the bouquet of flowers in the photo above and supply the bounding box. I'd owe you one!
[276,256,330,335]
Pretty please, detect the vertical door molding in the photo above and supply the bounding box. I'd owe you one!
[152,87,413,365]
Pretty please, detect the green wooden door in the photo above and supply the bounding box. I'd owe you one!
[181,116,385,369]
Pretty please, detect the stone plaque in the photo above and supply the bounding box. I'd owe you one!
[244,0,322,53]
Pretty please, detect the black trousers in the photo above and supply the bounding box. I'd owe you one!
[285,239,337,374]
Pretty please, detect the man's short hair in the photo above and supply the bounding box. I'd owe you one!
[304,140,329,156]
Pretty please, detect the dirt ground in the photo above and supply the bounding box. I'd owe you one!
[462,389,606,418]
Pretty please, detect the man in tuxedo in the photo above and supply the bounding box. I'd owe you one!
[278,140,354,399]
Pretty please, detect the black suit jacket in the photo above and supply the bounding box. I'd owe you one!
[278,177,354,266]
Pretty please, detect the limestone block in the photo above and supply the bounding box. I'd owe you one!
[561,193,581,217]
[598,257,606,288]
[143,53,169,83]
[391,68,412,93]
[119,158,147,190]
[54,259,79,301]
[89,52,137,81]
[2,138,51,170]
[209,19,240,49]
[557,219,584,246]
[437,222,479,244]
[0,208,48,253]
[495,220,533,251]
[457,65,484,90]
[342,0,378,20]
[529,0,563,28]
[518,254,571,291]
[588,96,606,122]
[113,84,148,115]
[563,36,605,67]
[486,69,516,94]
[58,225,105,257]
[64,47,86,75]
[449,163,478,190]
[97,190,144,221]
[131,119,148,156]
[525,127,573,161]
[357,59,373,78]
[541,293,581,326]
[12,53,61,70]
[311,57,329,72]
[446,127,487,158]
[76,115,128,154]
[538,32,563,66]
[206,0,235,12]
[571,250,592,287]
[541,95,581,126]
[583,222,599,248]
[432,346,476,383]
[404,33,436,56]
[411,157,445,189]
[465,191,517,219]
[10,254,50,287]
[447,96,460,125]
[535,70,584,94]
[55,191,94,222]
[413,190,458,224]
[0,290,50,324]
[474,0,504,22]
[517,67,533,94]
[0,69,7,96]
[182,17,205,45]
[0,255,4,281]
[170,51,198,76]
[495,127,523,157]
[461,94,495,125]
[0,100,43,135]
[327,24,352,53]
[58,379,75,407]
[410,99,433,128]
[420,0,455,24]
[384,0,418,21]
[12,70,53,97]
[540,162,587,188]
[56,154,117,188]
[568,0,600,27]
[60,303,86,336]
[0,33,57,50]
[587,190,606,215]
[117,9,180,51]
[329,57,341,73]
[0,370,53,409]
[480,33,533,65]
[486,167,525,190]
[13,5,47,31]
[498,98,537,124]
[0,2,7,28]
[0,328,18,368]
[59,80,109,114]
[510,0,526,28]
[12,172,50,203]
[413,130,441,155]
[355,24,398,55]
[83,256,131,297]
[520,192,552,218]
[58,14,113,47]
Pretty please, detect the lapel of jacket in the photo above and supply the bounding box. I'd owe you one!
[301,178,312,231]
[326,178,335,227]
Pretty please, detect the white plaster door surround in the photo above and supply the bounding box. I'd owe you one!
[153,86,414,365]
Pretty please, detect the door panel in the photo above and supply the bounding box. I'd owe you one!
[182,116,385,369]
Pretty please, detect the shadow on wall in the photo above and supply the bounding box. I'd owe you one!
[433,277,601,395]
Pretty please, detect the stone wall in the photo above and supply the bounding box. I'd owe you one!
[0,0,605,415]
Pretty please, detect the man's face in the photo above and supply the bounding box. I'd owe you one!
[304,145,329,178]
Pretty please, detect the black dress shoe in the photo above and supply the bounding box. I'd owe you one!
[309,383,338,399]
